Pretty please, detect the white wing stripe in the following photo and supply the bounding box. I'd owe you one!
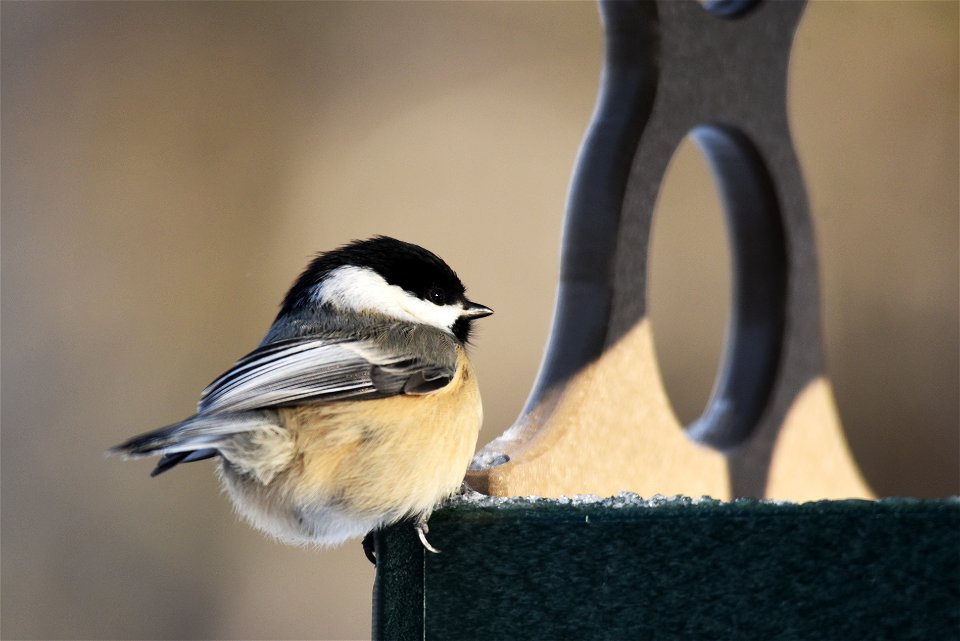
[198,338,416,414]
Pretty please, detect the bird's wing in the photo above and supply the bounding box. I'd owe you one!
[197,335,455,415]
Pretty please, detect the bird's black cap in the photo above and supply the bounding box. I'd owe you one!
[278,236,469,320]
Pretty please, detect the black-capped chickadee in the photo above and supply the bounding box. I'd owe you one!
[111,236,492,556]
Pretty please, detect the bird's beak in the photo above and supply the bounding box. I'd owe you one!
[461,301,493,319]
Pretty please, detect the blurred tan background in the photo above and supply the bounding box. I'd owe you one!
[2,1,956,639]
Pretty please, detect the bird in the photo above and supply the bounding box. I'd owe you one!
[110,236,492,558]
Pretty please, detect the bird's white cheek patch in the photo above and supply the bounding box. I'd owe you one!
[395,292,463,331]
[311,265,463,332]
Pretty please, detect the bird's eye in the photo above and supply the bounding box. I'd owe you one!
[427,287,446,306]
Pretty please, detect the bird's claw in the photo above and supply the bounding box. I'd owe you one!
[415,516,440,554]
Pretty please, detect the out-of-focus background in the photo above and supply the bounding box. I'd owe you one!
[2,2,956,639]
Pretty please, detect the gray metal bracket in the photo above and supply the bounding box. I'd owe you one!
[471,0,816,497]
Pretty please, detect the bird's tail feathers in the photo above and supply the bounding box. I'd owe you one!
[108,411,277,463]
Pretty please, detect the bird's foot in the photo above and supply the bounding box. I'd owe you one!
[415,515,440,554]
[456,481,487,500]
[362,530,376,565]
